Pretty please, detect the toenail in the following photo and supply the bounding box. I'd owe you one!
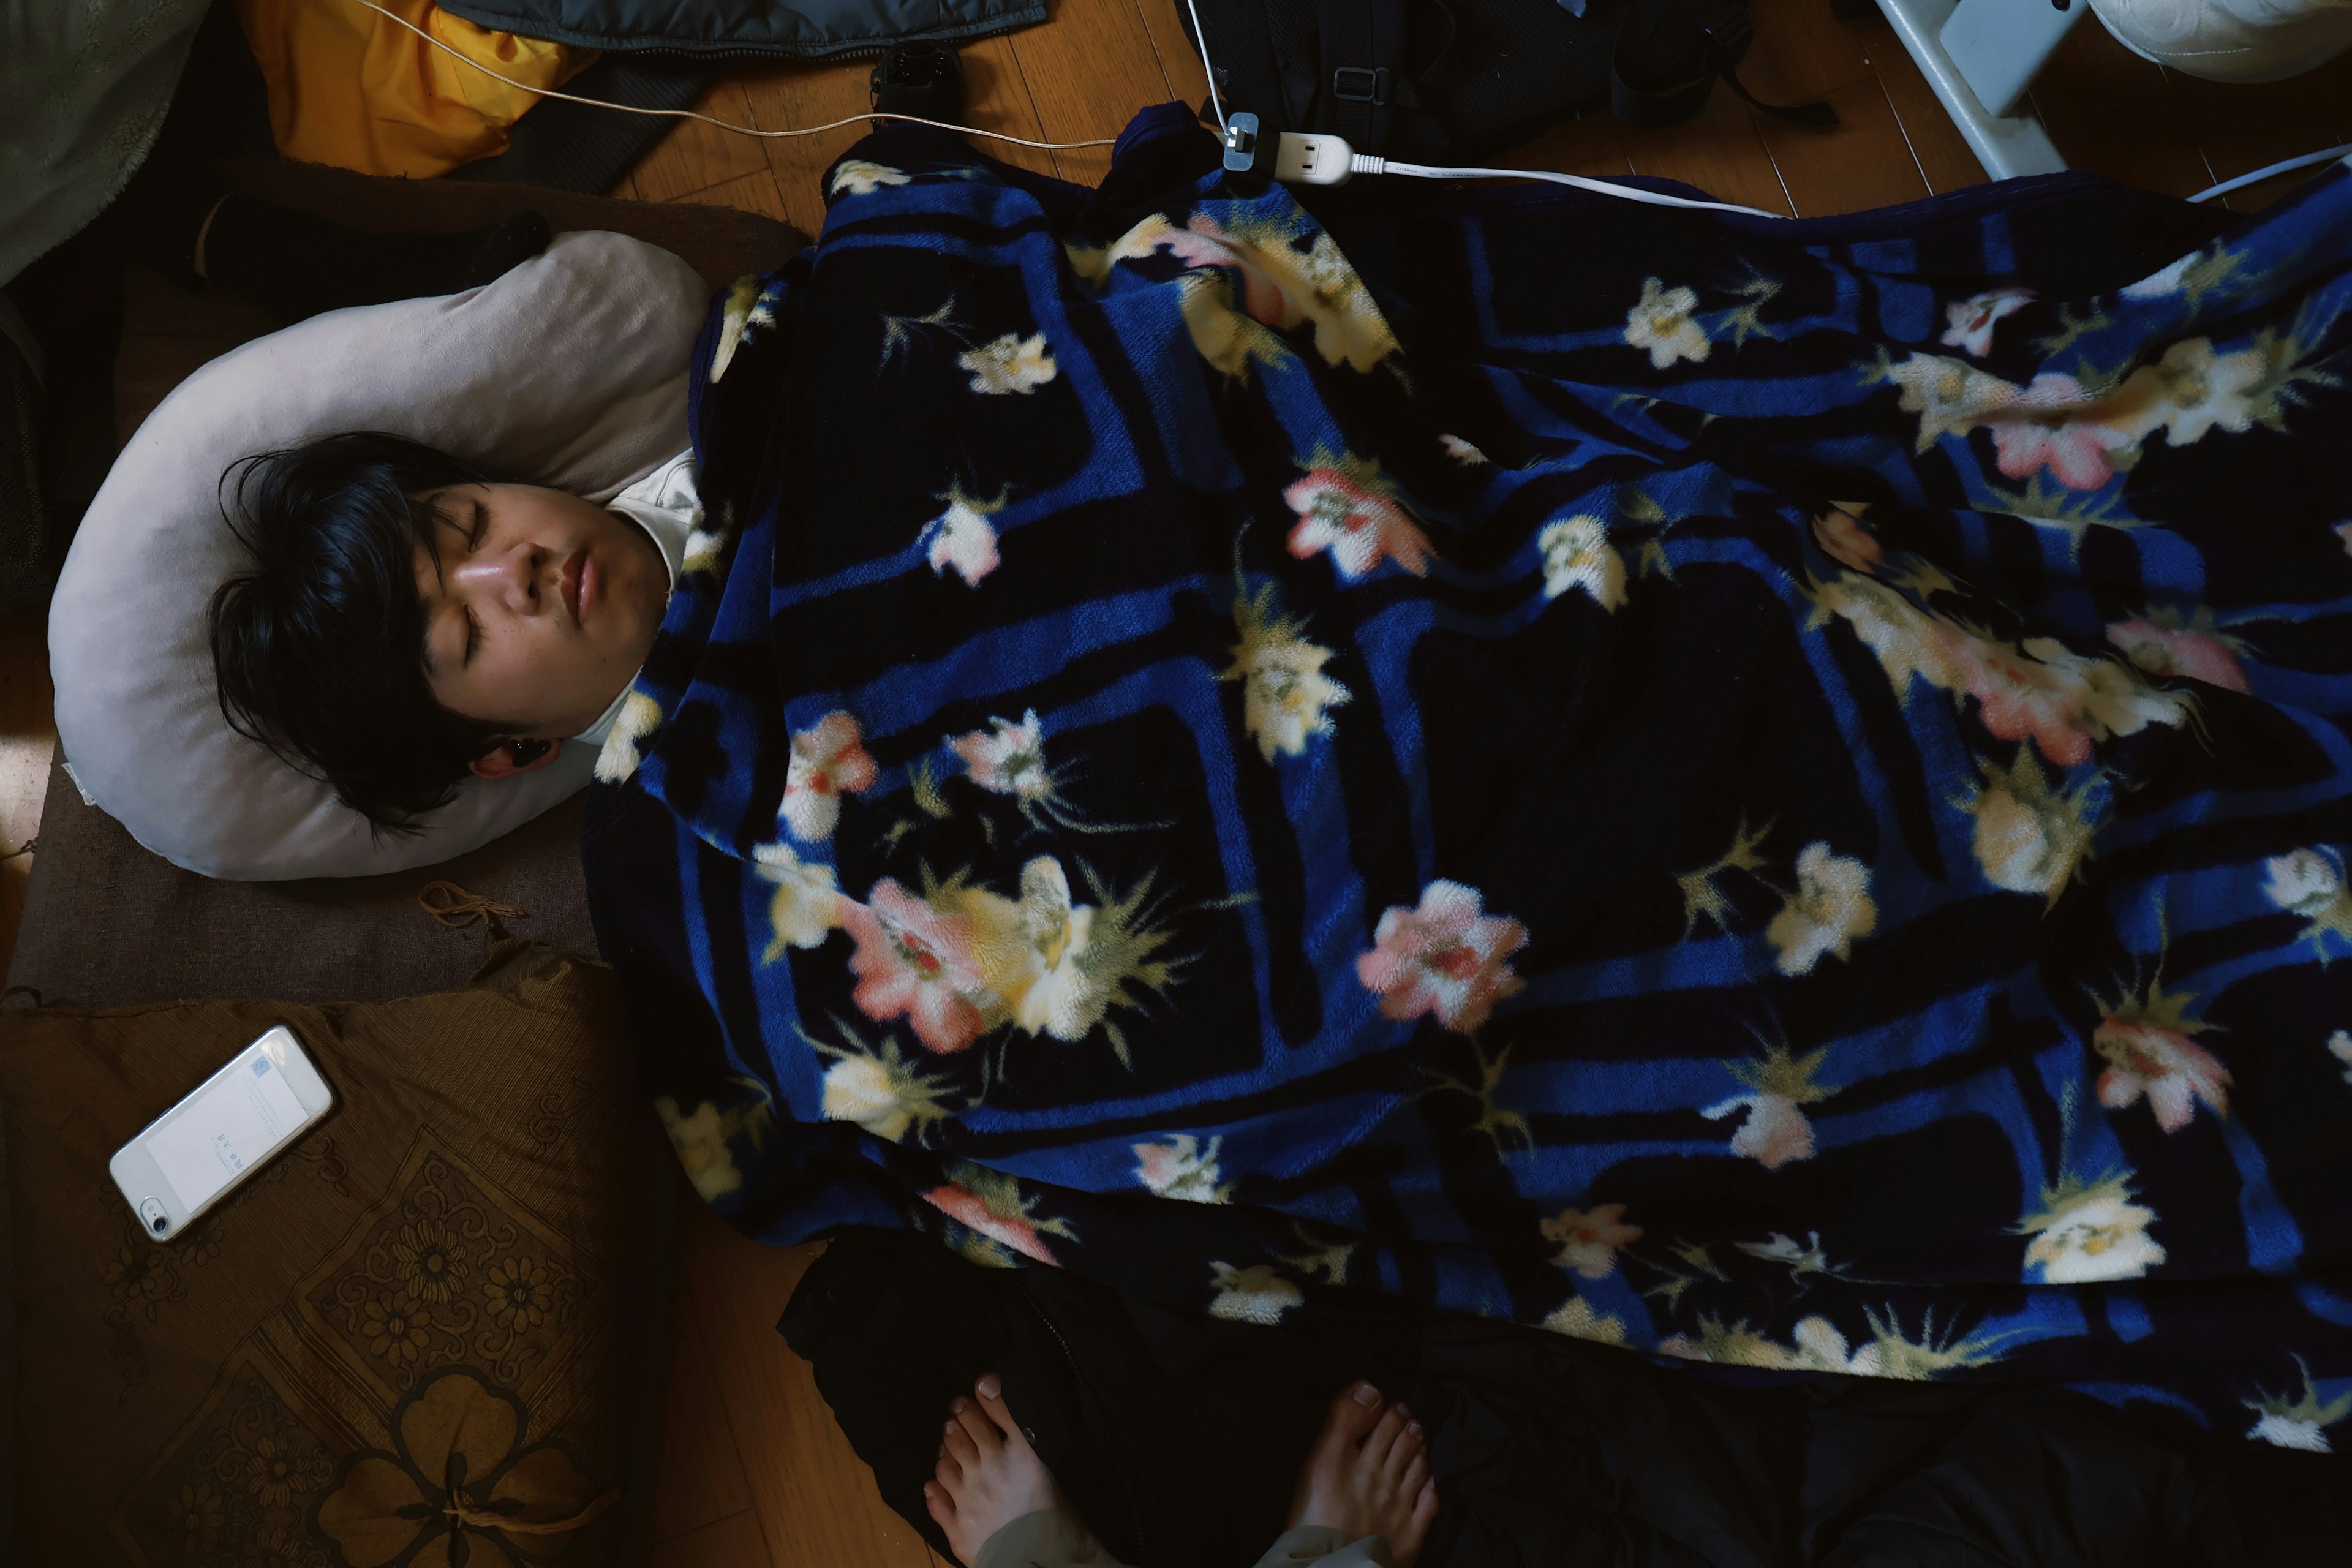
[951,1397,968,1414]
[1408,1421,1423,1437]
[978,1373,1003,1400]
[1396,1403,1411,1419]
[1354,1382,1381,1406]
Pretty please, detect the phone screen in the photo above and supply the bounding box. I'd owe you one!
[143,1052,312,1212]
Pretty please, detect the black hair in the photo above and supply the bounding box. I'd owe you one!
[208,431,530,831]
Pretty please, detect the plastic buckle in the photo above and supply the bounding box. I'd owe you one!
[1332,66,1389,105]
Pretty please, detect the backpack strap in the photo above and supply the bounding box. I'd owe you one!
[1612,0,1836,130]
[1317,0,1403,150]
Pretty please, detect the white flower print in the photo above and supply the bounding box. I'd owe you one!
[2264,847,2342,913]
[1440,433,1490,466]
[958,331,1058,396]
[2264,847,2352,949]
[2336,521,2352,557]
[1964,748,2098,906]
[751,840,842,959]
[2329,1030,2352,1085]
[1540,1295,1626,1345]
[829,159,910,197]
[1540,1204,1642,1279]
[922,491,1003,588]
[1222,584,1351,763]
[2246,1360,2352,1453]
[1765,844,1878,976]
[1735,1231,1837,1280]
[2094,1012,2230,1134]
[593,692,662,783]
[1283,461,1433,579]
[1705,1042,1833,1170]
[782,711,878,842]
[2021,1174,2166,1284]
[1537,514,1628,611]
[2121,254,2194,299]
[1208,1261,1302,1324]
[1624,278,1710,369]
[2126,337,2263,447]
[1881,353,2019,451]
[1134,1135,1230,1202]
[1355,880,1529,1035]
[818,1046,954,1144]
[1939,287,2034,357]
[952,710,1052,801]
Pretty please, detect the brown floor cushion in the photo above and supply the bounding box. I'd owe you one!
[7,752,601,1008]
[0,941,675,1566]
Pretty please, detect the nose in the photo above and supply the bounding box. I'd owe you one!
[451,539,545,614]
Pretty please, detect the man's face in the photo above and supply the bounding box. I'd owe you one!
[411,483,668,747]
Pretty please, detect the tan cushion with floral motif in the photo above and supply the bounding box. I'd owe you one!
[0,943,675,1566]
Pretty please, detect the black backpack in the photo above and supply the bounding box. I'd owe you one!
[1180,0,1832,165]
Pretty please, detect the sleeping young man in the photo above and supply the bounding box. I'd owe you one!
[209,109,2352,1562]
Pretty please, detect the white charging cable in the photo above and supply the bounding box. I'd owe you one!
[1273,131,1787,218]
[339,0,1118,150]
[2188,144,2352,204]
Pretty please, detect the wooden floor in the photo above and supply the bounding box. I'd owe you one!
[7,2,2352,1562]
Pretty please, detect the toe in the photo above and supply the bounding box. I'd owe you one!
[924,1479,955,1529]
[1384,1419,1424,1487]
[943,1418,981,1466]
[1360,1404,1408,1471]
[1399,1449,1430,1498]
[1414,1476,1440,1531]
[951,1395,1003,1452]
[974,1372,1028,1449]
[1322,1379,1386,1446]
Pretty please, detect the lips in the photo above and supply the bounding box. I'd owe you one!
[559,549,590,627]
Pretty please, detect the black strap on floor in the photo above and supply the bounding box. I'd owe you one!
[452,53,721,194]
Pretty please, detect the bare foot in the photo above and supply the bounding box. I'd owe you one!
[924,1372,1098,1568]
[1286,1381,1440,1568]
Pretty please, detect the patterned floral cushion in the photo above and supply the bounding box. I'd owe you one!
[0,943,674,1565]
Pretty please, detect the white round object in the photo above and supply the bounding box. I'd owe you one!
[2093,0,2352,82]
[50,230,708,880]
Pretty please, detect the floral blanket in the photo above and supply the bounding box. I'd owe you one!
[582,110,2352,1449]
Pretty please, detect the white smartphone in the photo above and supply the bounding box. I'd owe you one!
[108,1025,336,1241]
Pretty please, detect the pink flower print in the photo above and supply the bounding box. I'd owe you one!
[951,710,1051,801]
[782,711,878,842]
[1941,635,2101,768]
[2105,617,2249,693]
[1284,469,1433,580]
[1988,374,2134,491]
[923,493,1002,589]
[840,880,986,1053]
[1939,287,2034,358]
[1812,508,1881,573]
[921,1183,1060,1264]
[2095,1017,2230,1133]
[1702,1092,1817,1169]
[1540,1204,1643,1278]
[1355,880,1528,1035]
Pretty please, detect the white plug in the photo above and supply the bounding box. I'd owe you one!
[1273,131,1359,185]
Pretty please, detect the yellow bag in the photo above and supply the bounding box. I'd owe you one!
[237,0,597,178]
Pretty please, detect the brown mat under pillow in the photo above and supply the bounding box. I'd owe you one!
[7,750,600,1008]
[0,941,675,1567]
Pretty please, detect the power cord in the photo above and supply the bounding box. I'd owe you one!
[2188,145,2352,204]
[1273,132,1787,218]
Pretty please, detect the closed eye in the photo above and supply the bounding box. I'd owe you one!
[463,606,483,664]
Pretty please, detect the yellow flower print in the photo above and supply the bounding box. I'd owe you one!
[1221,581,1351,762]
[1537,514,1628,611]
[655,1082,774,1203]
[1540,1295,1626,1345]
[483,1256,556,1332]
[815,1027,959,1143]
[391,1218,469,1305]
[1765,843,1877,976]
[361,1292,432,1366]
[1623,278,1710,369]
[1134,1134,1231,1202]
[1118,208,1400,377]
[1207,1261,1303,1324]
[829,159,910,197]
[594,692,662,783]
[1540,1203,1642,1278]
[958,857,1183,1062]
[1660,1308,2006,1379]
[752,840,843,960]
[1961,747,2100,906]
[2019,1172,2166,1284]
[958,331,1058,394]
